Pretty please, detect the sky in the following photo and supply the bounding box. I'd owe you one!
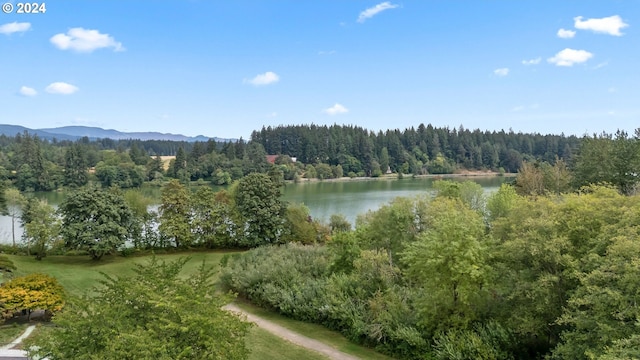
[0,1,638,139]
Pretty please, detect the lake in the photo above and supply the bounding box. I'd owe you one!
[281,176,510,223]
[0,176,511,244]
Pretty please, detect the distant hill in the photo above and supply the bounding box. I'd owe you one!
[0,124,79,141]
[0,124,234,142]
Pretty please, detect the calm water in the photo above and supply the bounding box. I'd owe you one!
[0,176,511,244]
[282,176,510,223]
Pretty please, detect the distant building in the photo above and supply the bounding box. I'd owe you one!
[266,155,297,164]
[266,155,279,164]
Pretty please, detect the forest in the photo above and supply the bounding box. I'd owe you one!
[0,123,586,193]
[0,125,639,359]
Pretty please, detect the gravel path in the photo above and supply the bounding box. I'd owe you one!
[224,304,359,360]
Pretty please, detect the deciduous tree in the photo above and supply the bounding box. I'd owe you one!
[59,186,134,260]
[159,180,192,247]
[0,273,64,320]
[402,197,489,333]
[23,199,59,260]
[26,257,252,360]
[233,173,285,247]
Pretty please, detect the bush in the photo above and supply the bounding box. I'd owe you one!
[434,322,515,360]
[0,244,21,255]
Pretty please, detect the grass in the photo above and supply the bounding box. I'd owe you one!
[247,327,328,360]
[6,251,236,297]
[0,323,28,347]
[2,251,363,359]
[235,299,395,360]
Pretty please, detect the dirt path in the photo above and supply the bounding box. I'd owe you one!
[224,304,359,360]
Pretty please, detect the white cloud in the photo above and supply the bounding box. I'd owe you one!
[318,50,336,55]
[45,82,79,95]
[574,15,629,36]
[522,57,541,65]
[0,22,31,35]
[323,103,349,115]
[511,105,525,112]
[547,48,593,67]
[357,2,398,23]
[19,86,37,97]
[245,71,280,86]
[557,28,576,39]
[50,28,124,52]
[608,87,617,93]
[494,68,509,77]
[267,112,277,118]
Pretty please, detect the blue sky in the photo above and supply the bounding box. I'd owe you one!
[0,1,638,139]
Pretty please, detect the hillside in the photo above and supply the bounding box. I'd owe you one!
[0,124,233,143]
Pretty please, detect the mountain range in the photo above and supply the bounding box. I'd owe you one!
[0,124,234,142]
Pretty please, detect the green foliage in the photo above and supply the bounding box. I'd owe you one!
[514,161,544,196]
[0,255,16,282]
[515,159,572,196]
[434,180,485,212]
[598,335,640,360]
[573,131,640,195]
[486,184,518,222]
[402,197,489,333]
[356,196,429,267]
[27,257,252,360]
[23,199,59,260]
[146,154,165,181]
[327,230,361,274]
[315,163,333,180]
[491,196,573,349]
[433,322,515,360]
[305,164,317,179]
[329,214,351,233]
[553,225,640,359]
[233,173,285,247]
[14,132,55,191]
[221,243,427,359]
[220,244,330,321]
[63,143,88,187]
[191,187,235,248]
[282,203,318,244]
[59,186,135,260]
[159,179,193,247]
[0,181,6,214]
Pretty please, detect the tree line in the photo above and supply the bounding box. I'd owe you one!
[0,123,587,192]
[251,123,581,175]
[10,173,326,261]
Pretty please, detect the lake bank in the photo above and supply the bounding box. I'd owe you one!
[291,170,516,184]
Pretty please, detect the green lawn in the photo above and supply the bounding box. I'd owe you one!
[247,327,328,360]
[6,251,235,297]
[0,323,28,347]
[5,252,394,359]
[235,300,395,360]
[2,252,362,359]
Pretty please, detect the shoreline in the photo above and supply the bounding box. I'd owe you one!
[289,171,516,184]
